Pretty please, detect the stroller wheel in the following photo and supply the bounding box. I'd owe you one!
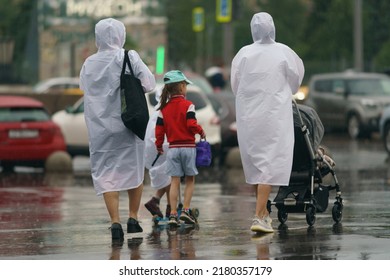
[332,202,343,223]
[306,206,316,226]
[277,208,288,224]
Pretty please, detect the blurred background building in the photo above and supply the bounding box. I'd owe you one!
[0,0,167,84]
[2,0,390,86]
[37,0,167,81]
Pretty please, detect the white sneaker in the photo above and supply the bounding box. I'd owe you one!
[264,215,273,226]
[250,216,274,233]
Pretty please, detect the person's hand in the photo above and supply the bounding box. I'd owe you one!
[200,130,206,139]
[157,147,164,155]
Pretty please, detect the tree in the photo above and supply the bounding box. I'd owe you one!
[364,0,390,72]
[0,0,35,83]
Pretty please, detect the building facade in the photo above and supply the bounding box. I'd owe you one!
[38,0,167,80]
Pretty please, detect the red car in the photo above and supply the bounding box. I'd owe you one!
[0,95,66,171]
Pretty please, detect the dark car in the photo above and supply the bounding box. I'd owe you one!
[305,71,390,139]
[0,95,66,171]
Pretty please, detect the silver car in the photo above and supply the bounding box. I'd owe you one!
[305,71,390,139]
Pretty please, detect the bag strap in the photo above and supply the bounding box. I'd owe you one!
[121,49,135,77]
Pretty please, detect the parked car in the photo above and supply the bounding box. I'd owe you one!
[51,97,88,157]
[379,105,390,155]
[52,83,221,159]
[207,90,238,166]
[304,71,390,139]
[33,77,83,95]
[0,96,66,171]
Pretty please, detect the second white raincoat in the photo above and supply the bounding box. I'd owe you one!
[231,12,304,186]
[144,87,170,190]
[80,18,156,195]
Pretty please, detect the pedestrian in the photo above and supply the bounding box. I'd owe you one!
[80,18,156,242]
[144,87,171,219]
[205,64,226,93]
[155,70,206,227]
[230,12,304,233]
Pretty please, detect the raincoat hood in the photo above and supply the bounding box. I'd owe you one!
[250,12,275,44]
[95,18,125,51]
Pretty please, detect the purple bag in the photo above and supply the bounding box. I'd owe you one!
[196,140,212,167]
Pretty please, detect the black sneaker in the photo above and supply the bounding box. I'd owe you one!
[144,197,163,218]
[179,210,196,224]
[111,223,124,241]
[127,218,143,233]
[165,204,171,218]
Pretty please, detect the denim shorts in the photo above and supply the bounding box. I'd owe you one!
[166,148,198,177]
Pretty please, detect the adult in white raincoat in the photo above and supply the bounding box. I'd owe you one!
[143,86,171,219]
[231,12,304,233]
[80,18,156,241]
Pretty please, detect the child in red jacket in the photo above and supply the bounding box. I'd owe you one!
[155,70,206,227]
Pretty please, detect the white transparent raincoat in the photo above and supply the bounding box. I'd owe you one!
[231,12,304,186]
[80,18,156,195]
[144,87,170,189]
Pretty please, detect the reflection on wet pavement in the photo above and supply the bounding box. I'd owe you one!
[1,134,390,260]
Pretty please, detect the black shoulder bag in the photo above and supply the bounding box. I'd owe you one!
[120,50,149,140]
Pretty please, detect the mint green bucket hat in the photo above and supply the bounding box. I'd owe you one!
[163,70,193,85]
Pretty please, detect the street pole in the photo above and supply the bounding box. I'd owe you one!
[193,7,205,74]
[196,31,204,74]
[354,0,363,72]
[217,0,233,69]
[223,22,233,69]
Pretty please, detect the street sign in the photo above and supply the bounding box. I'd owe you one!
[193,7,204,32]
[216,0,232,23]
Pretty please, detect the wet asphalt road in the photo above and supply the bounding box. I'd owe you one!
[0,133,390,260]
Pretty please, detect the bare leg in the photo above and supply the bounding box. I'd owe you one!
[103,191,120,224]
[169,176,181,214]
[155,187,167,199]
[254,184,272,218]
[165,185,171,205]
[127,183,144,219]
[183,176,195,209]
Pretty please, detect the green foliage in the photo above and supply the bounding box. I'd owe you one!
[374,41,390,72]
[363,0,390,71]
[0,0,35,83]
[3,0,390,83]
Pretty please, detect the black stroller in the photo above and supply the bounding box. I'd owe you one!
[269,99,343,226]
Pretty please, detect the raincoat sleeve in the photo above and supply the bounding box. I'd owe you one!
[230,51,246,96]
[128,50,156,93]
[279,43,305,94]
[155,111,165,151]
[186,104,205,136]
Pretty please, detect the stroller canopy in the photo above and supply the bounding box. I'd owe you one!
[293,104,324,150]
